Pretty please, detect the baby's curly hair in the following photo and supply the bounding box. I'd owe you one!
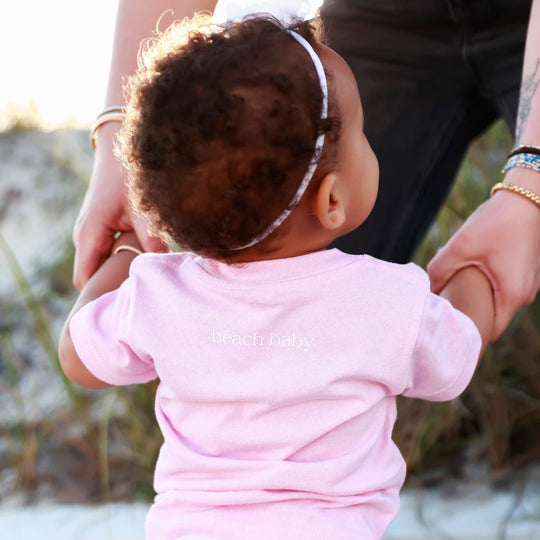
[117,14,340,258]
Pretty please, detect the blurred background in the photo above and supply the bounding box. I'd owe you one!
[0,0,117,130]
[0,0,539,532]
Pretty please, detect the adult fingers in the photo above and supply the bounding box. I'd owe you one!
[72,217,117,290]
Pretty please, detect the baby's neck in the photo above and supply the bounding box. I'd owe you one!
[224,201,343,263]
[224,243,329,264]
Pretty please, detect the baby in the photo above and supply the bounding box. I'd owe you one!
[59,15,493,540]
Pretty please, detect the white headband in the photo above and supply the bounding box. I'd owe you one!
[231,29,329,250]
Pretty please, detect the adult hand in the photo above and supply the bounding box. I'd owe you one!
[428,168,540,340]
[72,122,167,290]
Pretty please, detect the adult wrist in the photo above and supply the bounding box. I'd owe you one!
[502,166,540,194]
[92,121,123,153]
[90,107,126,150]
[490,168,540,223]
[491,182,540,209]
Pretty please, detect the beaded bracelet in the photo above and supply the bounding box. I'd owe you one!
[491,182,540,209]
[507,144,540,158]
[90,106,127,150]
[502,152,540,174]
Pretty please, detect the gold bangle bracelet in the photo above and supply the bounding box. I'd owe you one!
[97,105,126,117]
[90,111,126,150]
[113,245,143,256]
[491,182,540,209]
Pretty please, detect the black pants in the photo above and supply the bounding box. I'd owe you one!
[322,0,532,262]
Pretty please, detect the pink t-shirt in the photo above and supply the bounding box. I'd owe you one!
[70,249,480,540]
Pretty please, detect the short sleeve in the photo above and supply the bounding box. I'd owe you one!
[403,292,481,401]
[69,278,158,386]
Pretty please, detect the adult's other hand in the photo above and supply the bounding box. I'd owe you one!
[428,167,540,340]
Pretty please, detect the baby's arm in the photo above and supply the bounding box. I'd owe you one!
[439,266,495,355]
[58,232,143,388]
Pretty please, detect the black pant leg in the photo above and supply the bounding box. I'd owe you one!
[321,0,528,262]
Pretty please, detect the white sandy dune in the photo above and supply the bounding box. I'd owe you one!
[1,481,540,540]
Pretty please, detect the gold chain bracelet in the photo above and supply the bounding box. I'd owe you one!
[491,182,540,209]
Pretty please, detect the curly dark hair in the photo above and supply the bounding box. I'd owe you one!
[117,14,340,258]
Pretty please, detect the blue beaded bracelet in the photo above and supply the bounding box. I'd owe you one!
[502,152,540,174]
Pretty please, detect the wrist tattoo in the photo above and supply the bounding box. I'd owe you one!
[515,58,540,143]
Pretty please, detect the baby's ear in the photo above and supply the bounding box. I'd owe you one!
[311,172,346,230]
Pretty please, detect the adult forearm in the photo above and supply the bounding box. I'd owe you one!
[506,0,540,195]
[515,0,540,146]
[104,0,218,106]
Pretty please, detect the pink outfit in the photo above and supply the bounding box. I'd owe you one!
[70,249,480,540]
